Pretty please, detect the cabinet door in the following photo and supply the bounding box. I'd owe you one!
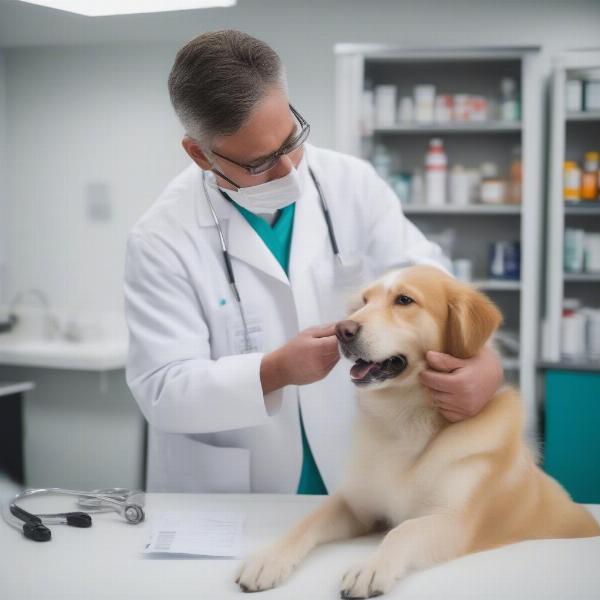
[544,369,600,503]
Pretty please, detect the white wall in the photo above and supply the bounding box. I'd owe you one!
[3,0,600,315]
[0,50,7,306]
[4,45,188,314]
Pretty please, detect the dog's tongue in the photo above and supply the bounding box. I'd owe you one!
[350,360,376,380]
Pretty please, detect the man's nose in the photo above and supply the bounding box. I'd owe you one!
[266,154,293,181]
[335,320,361,343]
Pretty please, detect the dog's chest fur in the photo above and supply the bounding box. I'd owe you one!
[339,391,445,528]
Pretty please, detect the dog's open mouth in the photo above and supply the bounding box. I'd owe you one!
[349,355,408,386]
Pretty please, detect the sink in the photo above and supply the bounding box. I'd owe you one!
[0,335,128,370]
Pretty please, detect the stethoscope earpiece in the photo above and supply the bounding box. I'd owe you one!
[23,520,51,542]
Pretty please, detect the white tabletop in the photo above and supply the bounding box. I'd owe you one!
[1,493,599,599]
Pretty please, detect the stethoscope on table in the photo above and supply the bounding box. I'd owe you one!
[202,166,364,353]
[3,488,145,541]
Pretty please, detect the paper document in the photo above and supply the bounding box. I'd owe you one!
[143,511,245,557]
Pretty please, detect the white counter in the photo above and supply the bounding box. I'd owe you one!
[0,336,127,370]
[1,493,599,599]
[0,380,34,397]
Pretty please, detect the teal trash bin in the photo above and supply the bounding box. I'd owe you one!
[544,369,600,503]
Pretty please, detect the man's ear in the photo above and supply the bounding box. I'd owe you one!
[181,136,212,171]
[445,281,503,359]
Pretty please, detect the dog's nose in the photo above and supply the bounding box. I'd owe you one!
[335,320,361,343]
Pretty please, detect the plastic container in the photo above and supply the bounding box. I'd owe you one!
[509,146,522,204]
[374,85,397,127]
[410,168,424,204]
[561,298,586,359]
[425,138,447,206]
[563,161,582,202]
[488,241,520,280]
[453,94,470,122]
[371,144,392,180]
[398,96,414,123]
[500,78,520,122]
[434,95,453,123]
[584,232,600,273]
[583,308,600,359]
[452,259,473,282]
[414,85,435,124]
[581,152,599,201]
[564,228,585,273]
[449,165,471,206]
[480,162,506,204]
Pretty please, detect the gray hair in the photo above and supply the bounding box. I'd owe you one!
[168,30,287,149]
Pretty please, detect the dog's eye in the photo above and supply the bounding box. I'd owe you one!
[395,294,414,306]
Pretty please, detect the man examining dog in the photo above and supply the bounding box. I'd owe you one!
[123,30,503,494]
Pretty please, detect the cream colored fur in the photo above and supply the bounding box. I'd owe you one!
[235,265,600,598]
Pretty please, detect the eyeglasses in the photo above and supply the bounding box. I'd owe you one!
[210,104,310,176]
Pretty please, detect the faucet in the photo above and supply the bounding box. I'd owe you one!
[7,288,61,339]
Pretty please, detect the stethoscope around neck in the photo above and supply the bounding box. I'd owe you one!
[201,165,346,353]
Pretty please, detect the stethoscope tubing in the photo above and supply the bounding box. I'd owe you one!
[201,163,342,353]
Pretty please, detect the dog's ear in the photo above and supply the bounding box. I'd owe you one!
[444,281,502,359]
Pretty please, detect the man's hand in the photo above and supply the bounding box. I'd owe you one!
[418,344,503,422]
[260,324,340,394]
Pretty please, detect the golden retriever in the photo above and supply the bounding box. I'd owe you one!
[236,265,600,598]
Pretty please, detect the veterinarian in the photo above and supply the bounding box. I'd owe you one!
[124,30,503,494]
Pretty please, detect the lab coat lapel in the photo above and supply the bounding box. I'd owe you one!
[196,167,289,286]
[226,209,290,286]
[288,159,331,328]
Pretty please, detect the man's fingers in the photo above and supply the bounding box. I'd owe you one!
[319,335,341,356]
[439,408,465,423]
[431,392,469,415]
[419,369,462,394]
[425,351,465,372]
[312,323,338,338]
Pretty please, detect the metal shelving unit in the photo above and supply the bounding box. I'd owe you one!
[544,50,600,364]
[335,45,543,436]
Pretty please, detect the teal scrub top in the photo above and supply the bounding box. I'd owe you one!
[226,195,328,495]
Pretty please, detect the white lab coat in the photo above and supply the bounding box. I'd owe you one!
[124,143,450,493]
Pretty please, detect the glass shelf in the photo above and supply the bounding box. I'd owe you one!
[372,121,522,134]
[402,204,521,215]
[473,279,521,291]
[566,111,600,122]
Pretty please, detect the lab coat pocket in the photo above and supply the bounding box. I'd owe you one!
[226,308,265,355]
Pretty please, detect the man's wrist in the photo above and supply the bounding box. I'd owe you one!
[260,348,290,395]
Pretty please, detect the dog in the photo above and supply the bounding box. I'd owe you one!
[235,265,600,598]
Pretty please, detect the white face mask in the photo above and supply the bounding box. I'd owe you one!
[217,161,304,215]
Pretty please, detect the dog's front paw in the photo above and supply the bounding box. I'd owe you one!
[235,546,298,593]
[340,556,397,599]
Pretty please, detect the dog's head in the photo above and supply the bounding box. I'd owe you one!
[335,265,502,390]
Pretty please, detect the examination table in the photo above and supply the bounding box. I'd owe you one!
[1,493,599,599]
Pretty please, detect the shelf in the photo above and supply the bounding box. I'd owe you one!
[472,279,521,291]
[566,111,600,122]
[564,272,600,282]
[372,121,521,134]
[402,204,521,215]
[564,204,600,215]
[538,360,600,373]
